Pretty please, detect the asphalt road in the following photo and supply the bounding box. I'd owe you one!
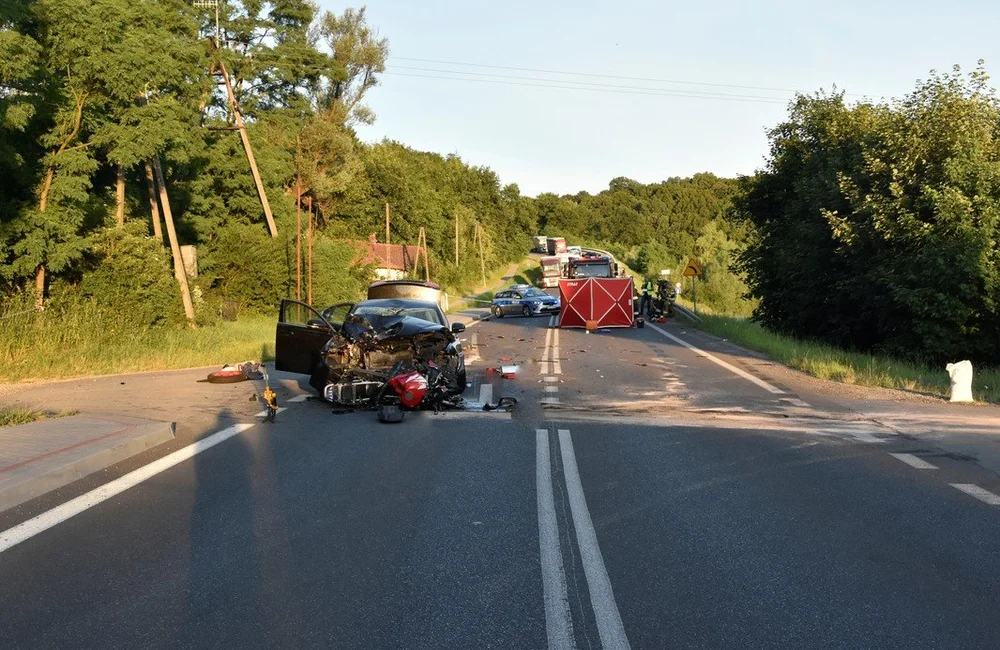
[2,309,1000,648]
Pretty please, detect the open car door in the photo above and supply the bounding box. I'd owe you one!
[275,299,335,375]
[320,302,355,327]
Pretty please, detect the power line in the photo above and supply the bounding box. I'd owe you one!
[389,55,804,95]
[381,71,789,105]
[388,64,791,103]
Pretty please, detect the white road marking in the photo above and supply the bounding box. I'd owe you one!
[254,407,288,418]
[541,397,561,405]
[0,424,255,554]
[846,431,889,444]
[544,376,560,383]
[890,453,938,470]
[286,394,309,403]
[780,397,811,408]
[541,324,554,375]
[646,323,785,395]
[536,430,577,649]
[479,383,494,406]
[553,326,562,375]
[471,332,479,349]
[544,386,560,393]
[557,429,631,649]
[950,484,1000,506]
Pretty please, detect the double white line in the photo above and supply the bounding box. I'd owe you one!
[536,428,631,650]
[541,316,562,405]
[540,315,562,377]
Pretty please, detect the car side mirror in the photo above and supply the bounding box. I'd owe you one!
[451,322,466,333]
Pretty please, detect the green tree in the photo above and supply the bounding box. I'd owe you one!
[735,65,1000,364]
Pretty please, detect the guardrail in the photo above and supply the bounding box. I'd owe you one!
[671,302,702,322]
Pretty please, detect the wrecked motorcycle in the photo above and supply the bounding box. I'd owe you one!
[315,312,465,412]
[373,358,463,422]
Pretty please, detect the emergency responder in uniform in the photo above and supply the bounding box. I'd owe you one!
[639,277,654,315]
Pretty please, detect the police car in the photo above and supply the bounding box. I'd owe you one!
[491,286,561,318]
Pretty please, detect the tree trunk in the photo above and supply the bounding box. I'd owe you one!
[33,91,87,310]
[115,165,125,227]
[151,158,196,325]
[144,163,163,240]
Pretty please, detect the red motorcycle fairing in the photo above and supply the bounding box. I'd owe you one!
[389,370,429,408]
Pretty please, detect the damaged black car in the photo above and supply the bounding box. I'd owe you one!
[275,283,467,406]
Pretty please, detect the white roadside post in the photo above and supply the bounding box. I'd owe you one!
[946,360,975,402]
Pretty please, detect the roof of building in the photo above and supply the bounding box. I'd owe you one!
[352,234,424,271]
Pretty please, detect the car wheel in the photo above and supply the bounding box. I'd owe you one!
[493,305,504,318]
[522,305,532,317]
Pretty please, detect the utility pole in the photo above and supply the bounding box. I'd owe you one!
[193,0,220,46]
[217,60,278,238]
[194,2,276,237]
[115,165,125,227]
[143,163,162,240]
[475,223,486,287]
[385,202,390,268]
[295,173,302,302]
[417,227,429,282]
[151,158,196,325]
[307,196,314,305]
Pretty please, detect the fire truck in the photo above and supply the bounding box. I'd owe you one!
[568,256,614,279]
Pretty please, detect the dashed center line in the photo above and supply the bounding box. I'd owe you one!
[544,386,560,393]
[890,453,938,470]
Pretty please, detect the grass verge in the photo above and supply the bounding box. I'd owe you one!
[1,257,533,383]
[675,301,999,404]
[0,406,75,428]
[0,316,275,383]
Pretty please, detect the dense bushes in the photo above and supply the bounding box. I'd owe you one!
[734,65,1000,365]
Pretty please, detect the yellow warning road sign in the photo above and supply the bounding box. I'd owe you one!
[682,258,703,277]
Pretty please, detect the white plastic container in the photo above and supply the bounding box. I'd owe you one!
[945,360,974,403]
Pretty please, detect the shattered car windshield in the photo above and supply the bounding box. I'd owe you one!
[353,305,444,326]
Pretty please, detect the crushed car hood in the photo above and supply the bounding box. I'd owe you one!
[340,313,454,345]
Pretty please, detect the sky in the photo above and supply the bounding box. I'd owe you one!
[316,0,999,197]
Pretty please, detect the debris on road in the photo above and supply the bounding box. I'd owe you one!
[483,396,517,412]
[205,361,264,384]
